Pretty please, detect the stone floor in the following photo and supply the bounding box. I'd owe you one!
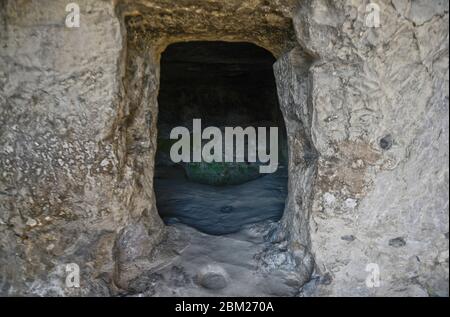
[134,222,303,297]
[141,164,299,296]
[154,165,288,235]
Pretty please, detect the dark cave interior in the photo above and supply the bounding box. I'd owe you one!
[154,41,288,235]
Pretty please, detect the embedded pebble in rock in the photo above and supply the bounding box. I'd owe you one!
[379,135,394,151]
[389,237,407,248]
[26,218,38,227]
[197,265,228,290]
[341,235,356,242]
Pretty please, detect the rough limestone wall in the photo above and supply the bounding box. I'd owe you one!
[0,0,448,297]
[273,47,317,286]
[112,28,165,290]
[0,0,298,296]
[0,0,164,295]
[292,0,449,296]
[118,0,298,57]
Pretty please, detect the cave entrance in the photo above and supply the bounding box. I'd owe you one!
[154,41,288,235]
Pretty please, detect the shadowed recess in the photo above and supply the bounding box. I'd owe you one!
[154,41,288,235]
